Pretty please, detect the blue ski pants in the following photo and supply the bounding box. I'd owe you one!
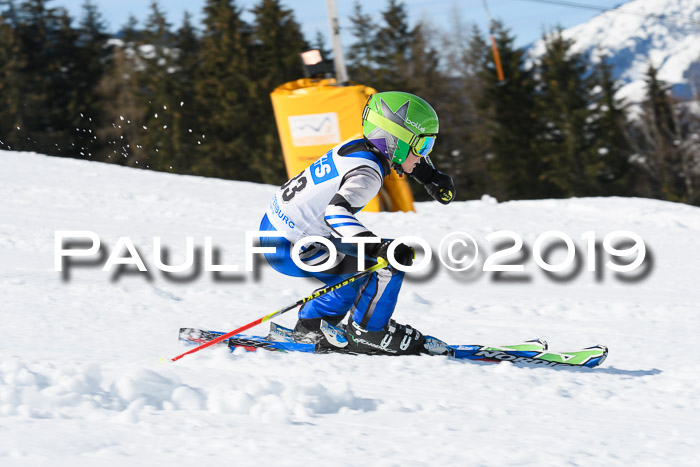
[259,214,402,331]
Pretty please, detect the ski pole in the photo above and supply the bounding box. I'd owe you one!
[170,258,388,362]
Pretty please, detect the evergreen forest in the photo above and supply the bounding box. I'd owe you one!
[1,0,699,205]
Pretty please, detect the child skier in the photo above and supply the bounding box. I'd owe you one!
[259,91,455,355]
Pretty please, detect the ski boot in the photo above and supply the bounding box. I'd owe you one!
[345,319,426,355]
[292,315,346,349]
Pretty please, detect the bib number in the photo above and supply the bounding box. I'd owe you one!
[281,172,307,202]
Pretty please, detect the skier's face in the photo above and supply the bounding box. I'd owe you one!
[400,150,422,173]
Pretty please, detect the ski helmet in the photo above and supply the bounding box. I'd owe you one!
[362,91,439,165]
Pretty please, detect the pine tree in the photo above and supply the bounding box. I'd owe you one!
[119,14,140,43]
[51,8,84,154]
[588,56,632,195]
[9,0,92,157]
[169,11,201,173]
[404,21,440,96]
[250,0,306,88]
[137,0,176,170]
[94,45,144,165]
[347,1,377,86]
[0,7,24,149]
[93,13,148,166]
[404,20,475,200]
[248,0,307,184]
[632,64,699,203]
[61,0,111,161]
[538,30,591,197]
[638,64,676,198]
[535,28,598,197]
[474,22,547,200]
[373,0,413,91]
[430,20,493,201]
[674,102,700,205]
[76,0,109,116]
[312,30,331,62]
[194,0,254,180]
[12,0,57,153]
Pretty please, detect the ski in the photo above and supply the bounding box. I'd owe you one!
[178,325,607,368]
[450,344,607,368]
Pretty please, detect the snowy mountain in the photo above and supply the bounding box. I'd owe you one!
[2,150,700,465]
[531,0,700,103]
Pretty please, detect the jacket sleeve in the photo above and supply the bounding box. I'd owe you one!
[324,167,382,238]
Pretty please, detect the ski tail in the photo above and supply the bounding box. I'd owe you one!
[179,328,229,346]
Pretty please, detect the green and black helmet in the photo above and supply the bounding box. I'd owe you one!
[362,91,439,165]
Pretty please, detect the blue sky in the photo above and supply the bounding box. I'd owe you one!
[50,0,621,48]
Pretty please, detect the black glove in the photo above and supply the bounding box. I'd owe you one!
[425,171,455,205]
[367,240,414,273]
[410,160,456,205]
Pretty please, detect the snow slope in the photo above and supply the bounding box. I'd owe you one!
[1,150,700,466]
[531,0,700,103]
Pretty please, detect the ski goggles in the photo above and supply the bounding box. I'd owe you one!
[363,107,436,157]
[411,135,436,157]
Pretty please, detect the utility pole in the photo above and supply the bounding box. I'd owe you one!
[325,0,349,84]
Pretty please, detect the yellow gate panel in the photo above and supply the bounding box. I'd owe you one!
[270,78,414,212]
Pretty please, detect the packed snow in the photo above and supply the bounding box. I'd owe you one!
[1,150,699,466]
[530,0,700,103]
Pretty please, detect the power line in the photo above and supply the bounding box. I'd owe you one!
[512,0,700,29]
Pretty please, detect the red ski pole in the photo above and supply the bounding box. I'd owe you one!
[171,258,388,362]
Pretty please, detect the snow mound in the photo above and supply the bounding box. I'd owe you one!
[0,357,377,426]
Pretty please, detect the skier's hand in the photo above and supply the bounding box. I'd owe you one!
[369,240,414,273]
[425,171,455,204]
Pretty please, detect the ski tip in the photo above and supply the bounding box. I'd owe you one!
[581,345,608,368]
[597,345,609,367]
[584,344,608,352]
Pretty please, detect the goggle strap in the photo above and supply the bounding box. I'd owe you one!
[364,108,422,148]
